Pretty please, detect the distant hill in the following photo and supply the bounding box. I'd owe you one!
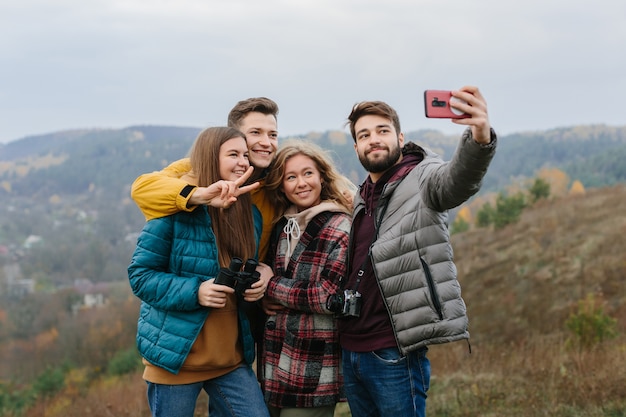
[0,123,625,287]
[484,125,626,190]
[1,124,625,203]
[0,126,201,199]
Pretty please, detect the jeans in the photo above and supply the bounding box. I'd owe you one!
[342,346,430,417]
[146,365,269,417]
[268,405,336,417]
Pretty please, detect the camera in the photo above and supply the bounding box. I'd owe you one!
[326,289,362,318]
[431,97,447,108]
[214,257,260,295]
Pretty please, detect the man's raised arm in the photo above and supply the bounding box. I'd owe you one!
[130,158,195,220]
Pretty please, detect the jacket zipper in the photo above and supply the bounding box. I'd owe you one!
[420,257,444,320]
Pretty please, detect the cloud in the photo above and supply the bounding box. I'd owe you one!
[1,0,626,143]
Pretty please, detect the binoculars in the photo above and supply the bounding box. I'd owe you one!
[214,257,260,295]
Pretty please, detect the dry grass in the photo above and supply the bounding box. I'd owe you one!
[21,336,625,417]
[23,373,350,417]
[427,337,626,416]
[23,374,149,417]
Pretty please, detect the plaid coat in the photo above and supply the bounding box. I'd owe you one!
[261,205,351,408]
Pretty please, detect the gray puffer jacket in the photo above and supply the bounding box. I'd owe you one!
[355,128,496,354]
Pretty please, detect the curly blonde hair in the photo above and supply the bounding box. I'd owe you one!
[264,140,356,217]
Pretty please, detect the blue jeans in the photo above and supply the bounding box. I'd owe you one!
[146,365,269,417]
[342,347,430,417]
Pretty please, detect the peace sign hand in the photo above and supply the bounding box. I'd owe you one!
[188,166,261,208]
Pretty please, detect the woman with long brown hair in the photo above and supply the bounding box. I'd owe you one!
[128,126,271,417]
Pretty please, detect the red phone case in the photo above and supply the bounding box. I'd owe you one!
[424,90,470,119]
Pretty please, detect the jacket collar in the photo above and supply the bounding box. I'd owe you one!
[359,142,425,213]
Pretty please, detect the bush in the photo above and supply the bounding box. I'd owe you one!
[450,216,470,235]
[529,177,551,202]
[0,382,36,416]
[566,293,618,352]
[476,192,527,229]
[493,192,526,229]
[476,202,495,227]
[107,347,143,376]
[32,366,65,398]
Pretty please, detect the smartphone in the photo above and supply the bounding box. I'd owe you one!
[424,90,470,119]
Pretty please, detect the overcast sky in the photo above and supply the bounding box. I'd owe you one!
[1,0,625,144]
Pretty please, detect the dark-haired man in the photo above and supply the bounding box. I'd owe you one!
[339,86,497,417]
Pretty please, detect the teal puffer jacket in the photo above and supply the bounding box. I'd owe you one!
[128,205,262,374]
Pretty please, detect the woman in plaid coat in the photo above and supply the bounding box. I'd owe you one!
[261,140,354,417]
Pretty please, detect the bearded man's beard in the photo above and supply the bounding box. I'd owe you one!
[358,143,402,173]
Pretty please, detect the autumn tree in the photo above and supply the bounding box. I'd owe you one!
[537,167,570,197]
[569,180,586,195]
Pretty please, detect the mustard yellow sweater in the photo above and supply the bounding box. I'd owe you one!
[130,158,276,259]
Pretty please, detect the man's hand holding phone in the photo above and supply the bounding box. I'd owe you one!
[424,90,470,119]
[424,86,491,145]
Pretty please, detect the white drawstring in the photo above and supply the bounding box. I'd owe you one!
[283,217,301,260]
[283,217,301,238]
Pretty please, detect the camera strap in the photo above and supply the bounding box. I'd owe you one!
[337,236,373,293]
[340,192,393,293]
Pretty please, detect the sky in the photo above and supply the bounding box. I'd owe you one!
[1,0,625,144]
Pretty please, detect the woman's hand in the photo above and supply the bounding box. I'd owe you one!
[198,279,235,308]
[242,262,273,302]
